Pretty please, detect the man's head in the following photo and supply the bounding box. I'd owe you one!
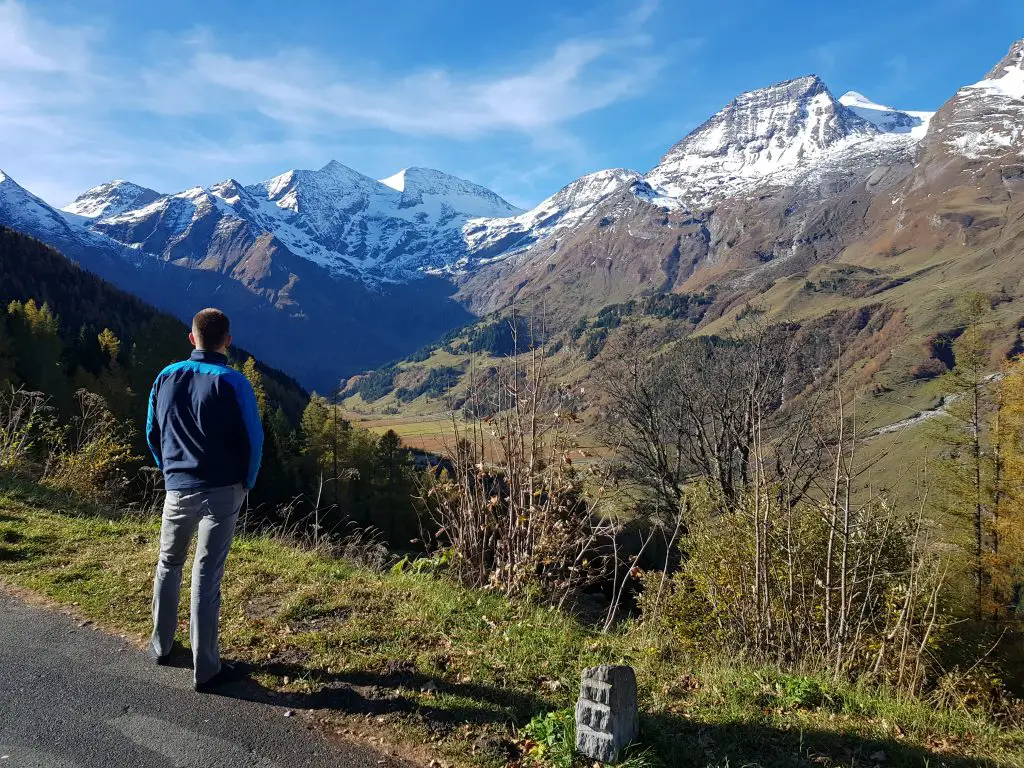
[190,308,232,353]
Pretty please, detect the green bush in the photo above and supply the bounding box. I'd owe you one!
[521,709,576,768]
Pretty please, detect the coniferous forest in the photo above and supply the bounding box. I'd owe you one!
[0,227,418,543]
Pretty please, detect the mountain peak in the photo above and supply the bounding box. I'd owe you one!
[380,166,461,191]
[209,179,252,205]
[0,169,81,238]
[962,39,1024,101]
[784,73,826,89]
[657,72,865,163]
[986,39,1024,80]
[254,161,387,213]
[646,73,879,205]
[379,167,459,193]
[318,159,365,177]
[934,39,1024,161]
[839,91,885,110]
[62,180,161,220]
[556,168,641,200]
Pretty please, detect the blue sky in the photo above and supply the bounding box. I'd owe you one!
[2,0,1022,209]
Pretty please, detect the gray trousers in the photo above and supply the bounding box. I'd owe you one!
[149,483,246,684]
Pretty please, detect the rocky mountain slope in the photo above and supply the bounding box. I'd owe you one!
[69,162,522,281]
[454,72,933,318]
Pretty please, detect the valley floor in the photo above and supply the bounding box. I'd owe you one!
[0,477,1021,768]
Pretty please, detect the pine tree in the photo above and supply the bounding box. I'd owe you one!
[372,428,416,542]
[241,357,267,419]
[931,292,994,616]
[301,394,333,465]
[376,429,403,486]
[7,299,69,409]
[94,328,131,414]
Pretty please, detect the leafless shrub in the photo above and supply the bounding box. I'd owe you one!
[122,466,165,517]
[42,389,137,504]
[258,488,391,571]
[0,386,55,475]
[598,318,825,524]
[418,319,616,604]
[625,326,947,690]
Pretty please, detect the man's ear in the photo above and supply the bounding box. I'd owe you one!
[188,332,197,349]
[225,334,233,350]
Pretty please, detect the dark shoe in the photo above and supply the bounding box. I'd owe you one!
[149,643,174,666]
[194,661,246,693]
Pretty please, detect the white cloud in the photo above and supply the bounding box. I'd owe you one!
[0,1,93,73]
[626,0,662,27]
[144,29,662,138]
[0,0,666,205]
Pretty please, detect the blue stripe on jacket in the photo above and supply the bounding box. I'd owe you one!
[146,349,264,491]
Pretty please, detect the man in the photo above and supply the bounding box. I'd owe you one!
[146,308,264,692]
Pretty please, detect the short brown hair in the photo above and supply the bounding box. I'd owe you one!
[192,308,231,350]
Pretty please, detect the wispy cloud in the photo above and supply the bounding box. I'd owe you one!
[142,17,663,138]
[0,0,666,205]
[0,1,93,73]
[626,0,662,27]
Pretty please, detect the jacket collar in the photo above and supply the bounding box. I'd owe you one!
[190,349,229,365]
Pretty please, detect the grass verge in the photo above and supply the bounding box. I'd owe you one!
[0,476,1021,768]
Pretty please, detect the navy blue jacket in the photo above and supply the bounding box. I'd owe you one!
[146,350,264,491]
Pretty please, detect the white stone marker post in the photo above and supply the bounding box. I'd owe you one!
[575,665,639,763]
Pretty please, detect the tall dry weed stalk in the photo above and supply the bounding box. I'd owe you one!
[419,319,615,604]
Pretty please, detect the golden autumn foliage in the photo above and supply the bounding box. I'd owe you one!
[989,356,1024,618]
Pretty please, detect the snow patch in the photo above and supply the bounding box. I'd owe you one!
[967,66,1024,100]
[839,91,933,137]
[379,169,407,192]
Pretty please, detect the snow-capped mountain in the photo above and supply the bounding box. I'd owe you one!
[46,75,935,293]
[454,76,935,281]
[453,43,1018,318]
[48,77,939,290]
[930,38,1023,160]
[67,161,522,281]
[0,164,476,391]
[64,180,161,220]
[1,170,82,239]
[379,166,521,218]
[644,76,928,208]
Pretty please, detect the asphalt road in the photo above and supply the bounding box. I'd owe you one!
[0,589,410,768]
